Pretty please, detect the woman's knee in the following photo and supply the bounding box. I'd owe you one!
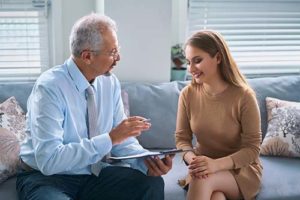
[189,176,213,190]
[211,191,226,200]
[187,178,214,200]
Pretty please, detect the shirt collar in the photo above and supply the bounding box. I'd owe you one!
[66,58,97,93]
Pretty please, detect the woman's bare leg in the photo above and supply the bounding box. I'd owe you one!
[211,191,226,200]
[187,170,242,200]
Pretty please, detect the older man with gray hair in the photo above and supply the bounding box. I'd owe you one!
[16,13,173,200]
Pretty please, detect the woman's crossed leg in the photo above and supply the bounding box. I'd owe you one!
[187,170,242,200]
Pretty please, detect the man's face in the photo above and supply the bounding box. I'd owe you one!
[88,29,120,77]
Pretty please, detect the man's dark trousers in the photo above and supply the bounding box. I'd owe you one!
[16,166,164,200]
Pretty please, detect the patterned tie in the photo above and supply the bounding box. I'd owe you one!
[86,85,101,175]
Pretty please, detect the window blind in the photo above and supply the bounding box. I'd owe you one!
[0,0,50,81]
[188,0,300,76]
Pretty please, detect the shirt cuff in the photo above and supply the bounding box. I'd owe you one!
[91,133,112,156]
[137,159,148,175]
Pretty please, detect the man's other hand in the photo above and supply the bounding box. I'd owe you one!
[145,154,174,176]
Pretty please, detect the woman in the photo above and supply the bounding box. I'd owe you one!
[175,30,262,200]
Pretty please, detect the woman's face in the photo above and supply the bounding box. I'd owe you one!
[185,45,220,84]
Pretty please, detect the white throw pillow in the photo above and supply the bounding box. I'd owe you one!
[260,97,300,157]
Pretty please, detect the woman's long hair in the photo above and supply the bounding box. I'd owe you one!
[185,30,252,91]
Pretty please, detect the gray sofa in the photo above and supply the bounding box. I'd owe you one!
[1,75,300,200]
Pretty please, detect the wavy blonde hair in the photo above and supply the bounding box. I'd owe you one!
[185,30,253,91]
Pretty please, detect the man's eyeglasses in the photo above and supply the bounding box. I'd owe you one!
[106,46,120,60]
[83,46,121,60]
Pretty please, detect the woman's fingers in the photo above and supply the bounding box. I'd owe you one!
[188,156,210,179]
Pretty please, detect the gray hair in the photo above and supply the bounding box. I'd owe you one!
[69,13,117,57]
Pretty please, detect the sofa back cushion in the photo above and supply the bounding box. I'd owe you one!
[1,76,299,149]
[122,81,187,149]
[122,76,300,149]
[248,75,300,139]
[0,82,34,112]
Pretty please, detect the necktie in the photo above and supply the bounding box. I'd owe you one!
[86,85,101,175]
[86,85,97,138]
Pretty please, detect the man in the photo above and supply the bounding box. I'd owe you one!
[17,13,173,200]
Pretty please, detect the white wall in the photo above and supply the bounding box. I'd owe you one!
[50,0,97,67]
[105,0,172,82]
[172,0,188,45]
[50,0,181,82]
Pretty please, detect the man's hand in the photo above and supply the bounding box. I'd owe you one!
[109,116,151,145]
[145,155,174,176]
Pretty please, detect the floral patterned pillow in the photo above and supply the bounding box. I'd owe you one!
[0,96,26,141]
[0,96,26,183]
[260,97,300,157]
[0,128,21,184]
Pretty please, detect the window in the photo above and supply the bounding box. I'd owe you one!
[0,0,50,81]
[188,0,300,76]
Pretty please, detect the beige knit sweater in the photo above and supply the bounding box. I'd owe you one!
[175,83,262,200]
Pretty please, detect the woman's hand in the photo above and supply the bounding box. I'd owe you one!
[188,156,219,179]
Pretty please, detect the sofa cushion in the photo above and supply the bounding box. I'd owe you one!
[165,155,300,200]
[257,156,300,200]
[0,176,18,200]
[122,76,300,149]
[121,81,185,149]
[0,82,35,112]
[260,97,300,157]
[163,153,187,200]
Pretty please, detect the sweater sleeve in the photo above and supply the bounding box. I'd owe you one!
[230,89,262,169]
[175,87,194,151]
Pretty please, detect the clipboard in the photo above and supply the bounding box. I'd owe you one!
[108,149,189,160]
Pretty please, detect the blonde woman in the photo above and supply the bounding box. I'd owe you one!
[175,30,262,200]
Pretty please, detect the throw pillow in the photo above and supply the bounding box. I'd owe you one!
[121,90,130,117]
[0,127,21,184]
[260,97,300,157]
[0,96,26,183]
[0,96,26,141]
